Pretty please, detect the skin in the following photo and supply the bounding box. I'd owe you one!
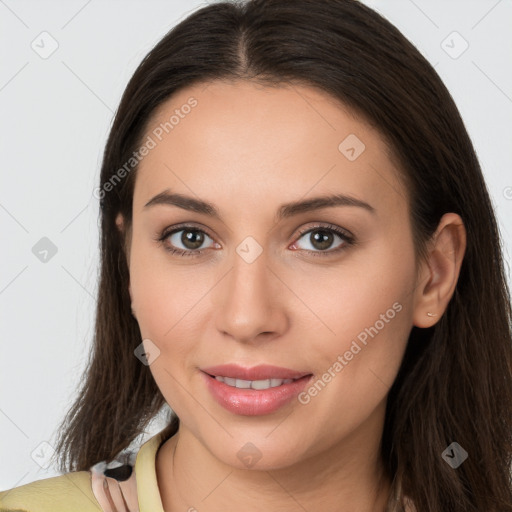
[116,80,466,511]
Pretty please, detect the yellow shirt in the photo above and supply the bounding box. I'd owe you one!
[0,428,168,511]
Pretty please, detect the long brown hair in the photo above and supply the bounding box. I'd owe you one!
[54,1,512,510]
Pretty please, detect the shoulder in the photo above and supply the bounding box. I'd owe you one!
[0,462,139,512]
[0,424,172,512]
[0,463,138,512]
[0,471,99,511]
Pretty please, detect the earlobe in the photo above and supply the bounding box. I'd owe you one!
[412,212,467,328]
[115,213,124,233]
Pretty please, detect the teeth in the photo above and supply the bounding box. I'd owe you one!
[214,376,294,389]
[251,379,271,390]
[223,377,236,387]
[235,379,252,389]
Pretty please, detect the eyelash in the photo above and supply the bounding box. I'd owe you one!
[155,223,356,258]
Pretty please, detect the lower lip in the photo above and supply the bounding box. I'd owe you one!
[202,371,313,416]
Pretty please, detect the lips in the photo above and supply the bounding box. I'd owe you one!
[200,364,313,415]
[201,363,310,381]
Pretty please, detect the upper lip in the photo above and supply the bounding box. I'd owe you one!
[201,364,311,381]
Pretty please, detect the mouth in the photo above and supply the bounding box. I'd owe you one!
[200,364,313,416]
[201,363,311,381]
[208,375,299,390]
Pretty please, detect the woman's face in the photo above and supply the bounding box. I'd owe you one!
[123,79,427,469]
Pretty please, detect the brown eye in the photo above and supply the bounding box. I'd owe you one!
[159,227,216,255]
[307,229,336,251]
[292,224,354,256]
[179,229,206,250]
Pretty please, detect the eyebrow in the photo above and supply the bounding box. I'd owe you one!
[144,190,376,220]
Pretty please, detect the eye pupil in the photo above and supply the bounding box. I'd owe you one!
[311,230,333,250]
[183,230,204,249]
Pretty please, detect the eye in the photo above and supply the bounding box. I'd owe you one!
[156,225,218,257]
[155,222,355,258]
[291,224,355,256]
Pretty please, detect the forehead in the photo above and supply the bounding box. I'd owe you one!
[133,79,408,222]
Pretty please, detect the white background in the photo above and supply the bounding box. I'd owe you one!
[1,0,511,490]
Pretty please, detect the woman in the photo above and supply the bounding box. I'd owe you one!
[1,0,511,511]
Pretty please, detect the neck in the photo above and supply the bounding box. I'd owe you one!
[156,405,392,512]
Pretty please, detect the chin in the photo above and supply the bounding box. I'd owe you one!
[202,431,308,471]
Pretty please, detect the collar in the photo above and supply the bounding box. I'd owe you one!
[134,427,169,511]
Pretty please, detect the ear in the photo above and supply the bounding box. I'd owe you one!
[115,212,133,303]
[412,212,466,328]
[115,212,125,233]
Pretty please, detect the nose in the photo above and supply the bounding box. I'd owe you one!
[214,247,289,345]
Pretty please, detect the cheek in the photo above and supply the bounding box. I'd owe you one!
[129,237,202,338]
[128,239,218,398]
[294,239,415,396]
[288,278,414,451]
[297,237,413,341]
[129,248,204,412]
